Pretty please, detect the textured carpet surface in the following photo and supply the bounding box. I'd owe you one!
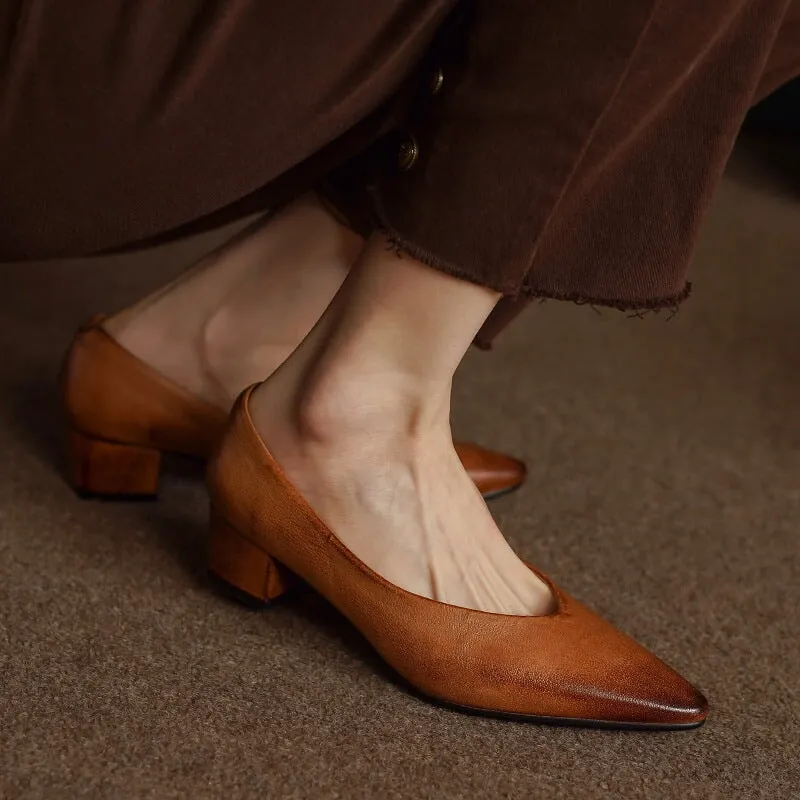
[1,139,799,800]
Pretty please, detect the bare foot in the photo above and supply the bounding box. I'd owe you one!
[247,237,554,617]
[252,381,554,616]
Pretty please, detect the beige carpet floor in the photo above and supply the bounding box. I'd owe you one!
[1,137,799,799]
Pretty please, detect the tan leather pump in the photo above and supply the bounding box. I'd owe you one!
[206,386,708,730]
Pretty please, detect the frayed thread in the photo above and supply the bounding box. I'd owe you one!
[373,216,691,352]
[378,227,521,295]
[522,282,691,319]
[472,284,691,349]
[378,222,690,312]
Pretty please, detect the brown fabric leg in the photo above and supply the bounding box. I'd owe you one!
[357,1,792,338]
[0,0,454,259]
[318,0,800,346]
[476,0,800,347]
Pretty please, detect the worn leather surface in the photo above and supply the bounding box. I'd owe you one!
[61,318,227,458]
[207,386,708,726]
[60,318,526,495]
[454,441,524,497]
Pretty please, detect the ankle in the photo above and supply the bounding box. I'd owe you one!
[304,369,449,446]
[252,357,451,462]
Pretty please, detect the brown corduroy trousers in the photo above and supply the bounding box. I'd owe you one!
[2,0,799,344]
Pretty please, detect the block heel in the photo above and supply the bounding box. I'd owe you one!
[208,505,297,607]
[68,427,161,498]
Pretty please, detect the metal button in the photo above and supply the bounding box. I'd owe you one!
[397,136,419,171]
[429,66,445,96]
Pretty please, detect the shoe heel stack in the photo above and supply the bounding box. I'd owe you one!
[208,505,297,606]
[68,428,162,498]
